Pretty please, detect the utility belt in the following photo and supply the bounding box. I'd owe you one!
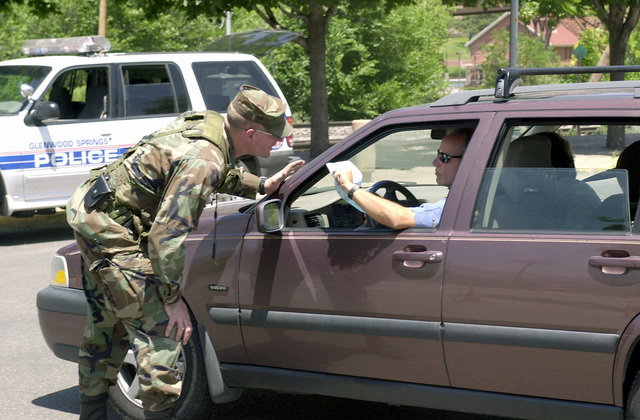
[84,172,145,241]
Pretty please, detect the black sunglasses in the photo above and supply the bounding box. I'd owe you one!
[437,149,463,163]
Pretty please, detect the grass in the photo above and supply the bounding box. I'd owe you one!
[445,37,470,61]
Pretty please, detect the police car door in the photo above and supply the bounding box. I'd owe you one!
[24,63,186,205]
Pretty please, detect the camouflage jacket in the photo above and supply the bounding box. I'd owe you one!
[72,110,259,304]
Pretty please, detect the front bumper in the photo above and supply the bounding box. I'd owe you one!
[36,286,87,363]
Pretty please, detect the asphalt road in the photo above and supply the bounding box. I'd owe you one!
[0,212,506,420]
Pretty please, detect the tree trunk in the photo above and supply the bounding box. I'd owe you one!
[588,45,609,83]
[608,30,626,149]
[308,2,330,159]
[600,1,640,149]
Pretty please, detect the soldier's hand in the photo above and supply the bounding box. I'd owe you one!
[164,299,193,345]
[264,159,305,194]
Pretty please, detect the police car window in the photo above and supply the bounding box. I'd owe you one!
[472,122,638,234]
[0,65,50,114]
[44,67,109,120]
[122,64,187,117]
[192,61,278,113]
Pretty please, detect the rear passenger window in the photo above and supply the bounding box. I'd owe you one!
[122,64,188,116]
[472,122,640,234]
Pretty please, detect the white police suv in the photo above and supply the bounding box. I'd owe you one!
[0,36,294,217]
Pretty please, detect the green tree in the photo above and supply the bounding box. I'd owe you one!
[519,0,587,48]
[479,28,561,87]
[0,0,221,60]
[165,0,416,158]
[587,1,640,79]
[268,1,450,122]
[1,0,449,149]
[0,0,57,16]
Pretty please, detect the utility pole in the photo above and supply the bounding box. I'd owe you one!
[226,11,232,35]
[98,0,107,37]
[509,0,518,67]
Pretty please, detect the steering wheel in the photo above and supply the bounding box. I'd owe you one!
[367,180,420,228]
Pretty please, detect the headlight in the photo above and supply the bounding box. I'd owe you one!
[50,254,69,287]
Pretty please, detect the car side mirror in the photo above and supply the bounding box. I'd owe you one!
[256,199,284,233]
[26,101,60,125]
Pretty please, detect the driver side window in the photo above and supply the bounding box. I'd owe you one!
[44,67,109,120]
[286,126,460,230]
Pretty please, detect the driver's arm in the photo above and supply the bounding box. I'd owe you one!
[333,169,416,229]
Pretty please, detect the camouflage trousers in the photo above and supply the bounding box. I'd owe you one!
[68,180,183,413]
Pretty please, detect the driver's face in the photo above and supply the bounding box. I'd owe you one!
[432,132,467,187]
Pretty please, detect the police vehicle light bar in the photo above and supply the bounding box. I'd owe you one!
[21,36,111,56]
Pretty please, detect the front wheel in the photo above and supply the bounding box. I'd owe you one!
[627,369,640,419]
[109,321,215,420]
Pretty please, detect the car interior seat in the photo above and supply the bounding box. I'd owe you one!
[492,135,566,230]
[616,140,640,221]
[48,86,74,119]
[77,85,108,119]
[537,132,602,229]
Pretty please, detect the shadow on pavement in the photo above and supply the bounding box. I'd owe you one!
[0,211,74,246]
[31,385,79,415]
[32,386,120,419]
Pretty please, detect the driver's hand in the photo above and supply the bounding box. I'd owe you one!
[333,169,355,192]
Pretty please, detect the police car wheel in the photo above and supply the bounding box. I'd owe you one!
[109,319,215,419]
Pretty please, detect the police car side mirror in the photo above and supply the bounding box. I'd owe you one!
[25,101,60,125]
[256,199,284,233]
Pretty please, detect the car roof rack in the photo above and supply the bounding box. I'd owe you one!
[431,65,640,107]
[494,65,640,98]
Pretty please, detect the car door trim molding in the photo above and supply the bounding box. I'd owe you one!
[210,308,441,340]
[444,323,619,354]
[210,309,619,352]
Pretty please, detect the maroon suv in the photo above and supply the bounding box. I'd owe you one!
[38,67,640,419]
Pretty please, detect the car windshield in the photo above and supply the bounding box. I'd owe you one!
[0,65,51,115]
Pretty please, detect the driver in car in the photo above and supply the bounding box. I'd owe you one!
[333,128,471,229]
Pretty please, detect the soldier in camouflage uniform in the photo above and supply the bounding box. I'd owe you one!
[66,85,303,420]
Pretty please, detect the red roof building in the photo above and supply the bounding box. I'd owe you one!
[463,12,601,85]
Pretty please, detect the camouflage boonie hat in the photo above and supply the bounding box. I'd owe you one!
[227,85,293,138]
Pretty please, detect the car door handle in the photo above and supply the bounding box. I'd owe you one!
[589,255,640,274]
[393,250,443,268]
[589,256,640,268]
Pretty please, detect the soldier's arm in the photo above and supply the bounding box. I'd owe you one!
[147,158,221,305]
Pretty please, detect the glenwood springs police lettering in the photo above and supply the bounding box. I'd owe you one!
[29,137,111,149]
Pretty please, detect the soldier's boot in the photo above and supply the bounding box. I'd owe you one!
[143,408,174,419]
[79,393,108,420]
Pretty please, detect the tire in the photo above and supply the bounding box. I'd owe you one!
[109,319,215,420]
[628,369,640,419]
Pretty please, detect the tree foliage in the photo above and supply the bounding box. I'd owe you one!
[479,28,561,87]
[179,0,418,158]
[586,0,640,79]
[272,1,450,122]
[0,0,220,61]
[520,0,588,48]
[0,0,451,144]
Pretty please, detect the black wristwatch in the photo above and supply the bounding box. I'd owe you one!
[347,184,360,199]
[258,176,267,195]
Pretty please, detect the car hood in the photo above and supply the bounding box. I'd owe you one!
[204,29,301,58]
